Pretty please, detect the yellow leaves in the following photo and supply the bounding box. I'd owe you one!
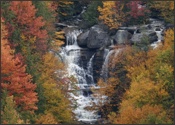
[58,1,73,6]
[55,31,65,39]
[164,28,174,48]
[150,1,174,23]
[35,113,58,124]
[37,51,73,123]
[20,34,27,41]
[114,104,169,124]
[123,78,168,108]
[169,1,174,10]
[107,112,117,124]
[2,95,25,124]
[52,31,65,51]
[98,1,125,29]
[20,33,36,44]
[20,33,36,54]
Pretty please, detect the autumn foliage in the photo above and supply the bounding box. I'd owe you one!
[96,29,174,124]
[9,1,48,51]
[1,19,38,111]
[98,1,125,29]
[98,1,149,29]
[1,1,174,124]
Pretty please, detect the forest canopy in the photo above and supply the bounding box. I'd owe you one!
[1,1,174,124]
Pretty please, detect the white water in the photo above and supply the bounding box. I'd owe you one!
[60,29,101,123]
[150,27,164,49]
[150,19,165,49]
[58,18,165,123]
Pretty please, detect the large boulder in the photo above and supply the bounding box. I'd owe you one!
[77,30,89,47]
[131,30,158,44]
[87,25,111,49]
[112,30,132,45]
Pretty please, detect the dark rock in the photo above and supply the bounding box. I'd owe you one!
[77,30,89,47]
[80,48,96,70]
[93,49,105,83]
[155,27,161,31]
[136,29,141,33]
[112,30,132,45]
[147,24,152,29]
[96,24,109,32]
[108,29,118,36]
[79,21,92,29]
[87,25,111,49]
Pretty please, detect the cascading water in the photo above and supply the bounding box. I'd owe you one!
[151,27,164,49]
[149,18,165,49]
[60,29,100,124]
[101,49,112,81]
[101,49,121,81]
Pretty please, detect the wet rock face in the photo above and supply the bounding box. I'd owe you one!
[77,25,111,49]
[79,48,96,69]
[93,50,105,83]
[79,48,105,83]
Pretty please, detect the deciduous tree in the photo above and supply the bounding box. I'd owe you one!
[1,18,38,112]
[98,1,125,29]
[9,1,48,52]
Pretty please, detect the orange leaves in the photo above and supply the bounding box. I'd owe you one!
[9,1,36,25]
[1,19,38,112]
[9,1,48,51]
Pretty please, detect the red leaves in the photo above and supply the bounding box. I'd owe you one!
[9,1,48,51]
[1,19,38,111]
[127,1,149,19]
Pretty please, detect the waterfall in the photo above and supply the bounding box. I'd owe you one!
[101,50,113,81]
[149,18,165,49]
[60,29,100,124]
[101,49,122,81]
[150,27,164,49]
[87,54,95,85]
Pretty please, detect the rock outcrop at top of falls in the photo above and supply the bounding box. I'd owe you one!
[57,18,166,50]
[77,30,89,47]
[77,25,111,49]
[87,26,111,49]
